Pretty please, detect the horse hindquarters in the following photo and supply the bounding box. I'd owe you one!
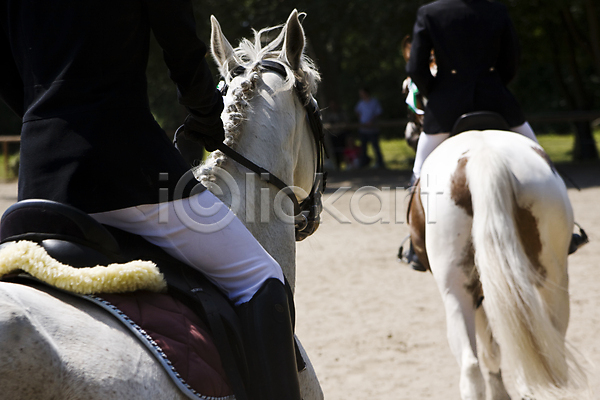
[0,285,66,400]
[466,146,585,399]
[0,283,192,400]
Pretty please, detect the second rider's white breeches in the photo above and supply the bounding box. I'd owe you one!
[412,132,450,179]
[412,122,538,179]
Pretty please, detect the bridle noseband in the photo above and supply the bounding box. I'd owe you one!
[179,59,326,241]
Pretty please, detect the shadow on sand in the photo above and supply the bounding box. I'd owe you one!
[324,161,600,193]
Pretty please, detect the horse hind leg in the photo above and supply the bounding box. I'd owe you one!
[427,226,485,397]
[475,306,511,400]
[430,258,486,400]
[443,282,486,400]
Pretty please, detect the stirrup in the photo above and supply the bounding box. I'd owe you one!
[568,222,589,255]
[397,235,427,272]
[397,235,411,263]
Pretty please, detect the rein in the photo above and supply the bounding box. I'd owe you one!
[180,60,326,241]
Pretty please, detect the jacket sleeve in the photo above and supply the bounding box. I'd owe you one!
[0,25,24,118]
[405,7,435,97]
[145,0,222,118]
[496,8,520,85]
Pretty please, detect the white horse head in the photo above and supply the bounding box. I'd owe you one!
[197,10,321,287]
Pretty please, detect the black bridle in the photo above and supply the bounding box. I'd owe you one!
[182,59,326,241]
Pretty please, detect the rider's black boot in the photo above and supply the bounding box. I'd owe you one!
[568,223,589,255]
[235,278,302,400]
[402,174,427,272]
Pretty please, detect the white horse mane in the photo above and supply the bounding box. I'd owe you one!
[197,20,320,185]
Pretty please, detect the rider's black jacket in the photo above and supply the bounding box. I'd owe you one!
[0,0,218,213]
[406,0,526,134]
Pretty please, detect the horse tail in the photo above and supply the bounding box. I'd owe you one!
[466,145,587,400]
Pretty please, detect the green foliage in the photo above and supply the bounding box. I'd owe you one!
[536,129,600,163]
[377,138,415,171]
[0,152,20,180]
[372,129,600,172]
[506,0,600,117]
[144,0,430,131]
[2,0,598,158]
[162,0,596,136]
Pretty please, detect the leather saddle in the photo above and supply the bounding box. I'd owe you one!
[0,199,250,400]
[449,111,510,137]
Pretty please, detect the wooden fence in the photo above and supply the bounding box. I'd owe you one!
[323,110,600,131]
[0,110,598,178]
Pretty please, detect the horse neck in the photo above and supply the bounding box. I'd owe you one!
[202,81,310,290]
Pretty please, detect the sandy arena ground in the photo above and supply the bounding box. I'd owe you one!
[0,162,598,400]
[294,164,600,400]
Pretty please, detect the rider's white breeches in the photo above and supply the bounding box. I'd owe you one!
[90,190,284,305]
[510,122,538,143]
[412,132,450,179]
[412,122,538,179]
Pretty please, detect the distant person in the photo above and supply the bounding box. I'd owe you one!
[322,100,350,170]
[343,136,361,170]
[406,0,537,182]
[354,88,385,168]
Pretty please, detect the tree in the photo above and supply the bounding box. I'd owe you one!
[3,1,597,160]
[507,0,600,159]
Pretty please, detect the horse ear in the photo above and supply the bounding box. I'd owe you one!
[210,15,237,72]
[282,9,305,71]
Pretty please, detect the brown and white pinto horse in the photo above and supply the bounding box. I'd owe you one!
[408,129,589,400]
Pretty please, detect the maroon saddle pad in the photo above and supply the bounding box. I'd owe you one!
[99,291,234,398]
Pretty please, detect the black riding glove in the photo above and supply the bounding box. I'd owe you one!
[183,112,225,152]
[183,92,225,152]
